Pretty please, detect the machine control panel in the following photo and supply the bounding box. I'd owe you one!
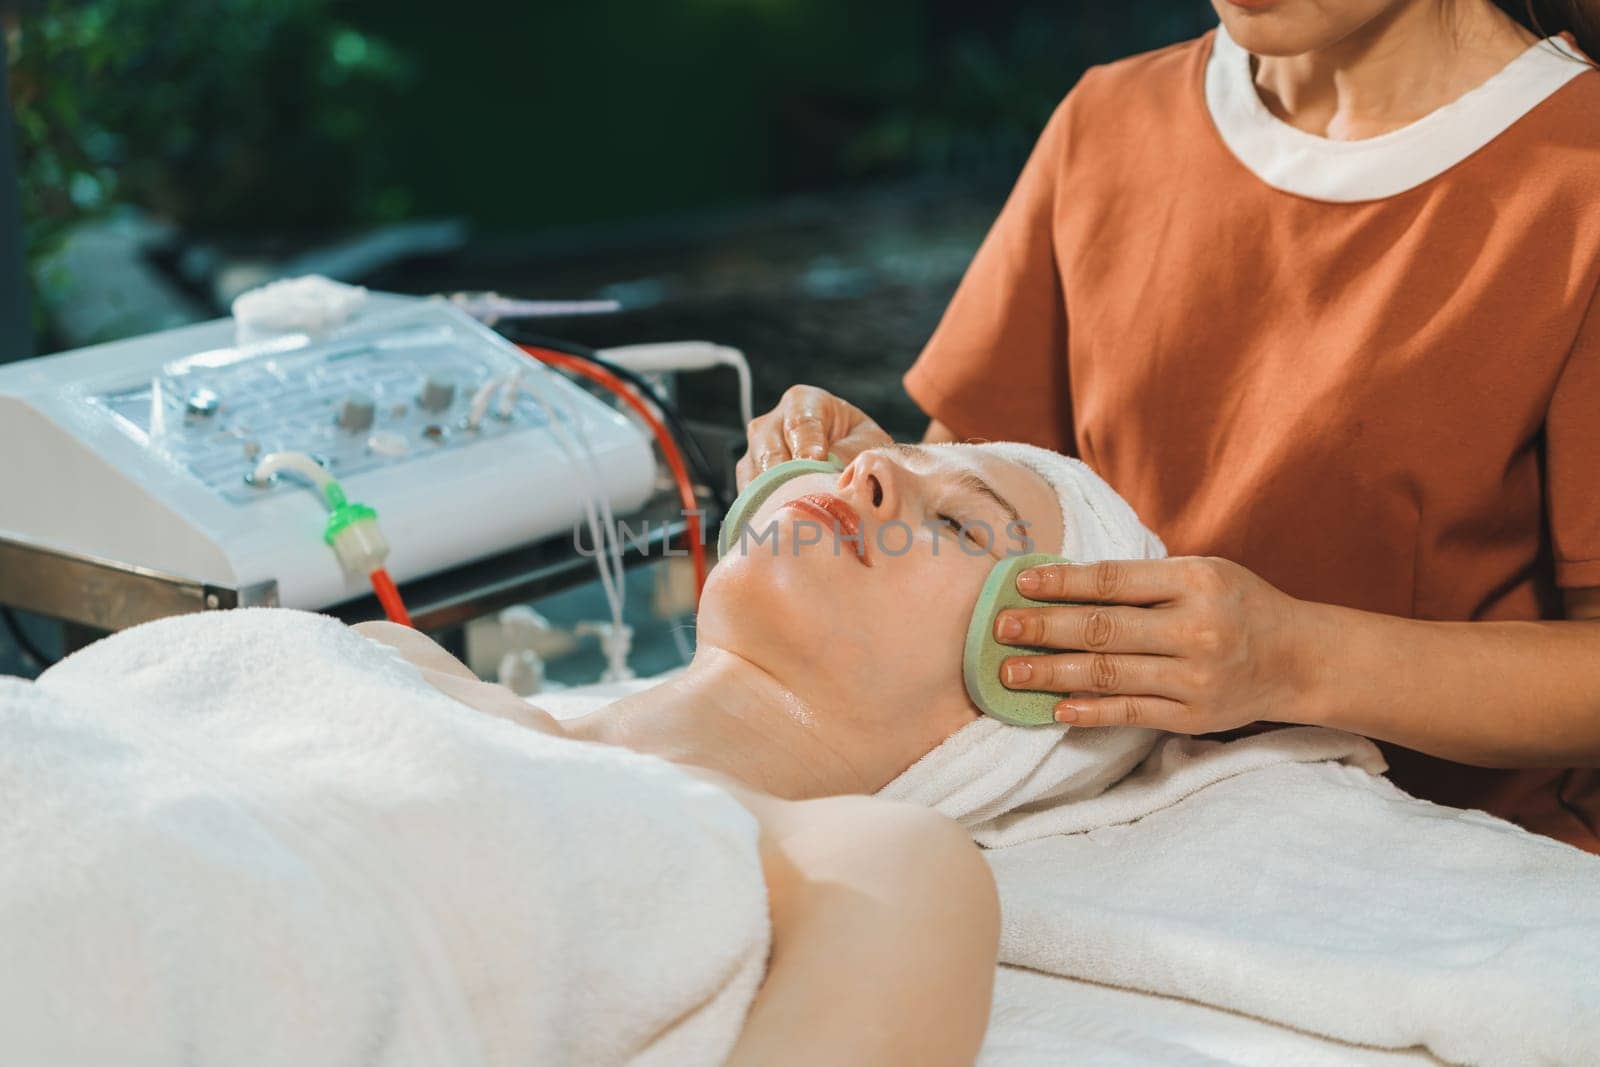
[0,293,658,611]
[85,304,562,504]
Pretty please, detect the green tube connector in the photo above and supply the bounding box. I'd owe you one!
[321,481,390,578]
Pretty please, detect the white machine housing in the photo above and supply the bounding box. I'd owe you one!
[0,296,656,609]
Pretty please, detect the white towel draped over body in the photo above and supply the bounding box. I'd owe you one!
[0,609,768,1067]
[882,719,1600,1066]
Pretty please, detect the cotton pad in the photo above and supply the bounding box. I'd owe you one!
[717,455,844,557]
[963,551,1076,726]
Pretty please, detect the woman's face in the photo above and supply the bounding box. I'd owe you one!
[1209,0,1417,56]
[700,444,1065,759]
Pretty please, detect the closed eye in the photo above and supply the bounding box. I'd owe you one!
[937,513,982,544]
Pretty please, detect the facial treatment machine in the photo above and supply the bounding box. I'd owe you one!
[0,295,658,630]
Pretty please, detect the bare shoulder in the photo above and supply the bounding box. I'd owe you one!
[710,786,995,940]
[773,795,995,939]
[351,620,478,680]
[726,793,999,1067]
[350,620,566,736]
[716,787,984,876]
[763,794,983,872]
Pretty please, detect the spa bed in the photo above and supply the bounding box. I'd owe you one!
[984,967,1441,1066]
[542,675,1596,1067]
[541,680,1431,1067]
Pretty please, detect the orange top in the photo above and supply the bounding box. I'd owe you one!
[905,31,1600,851]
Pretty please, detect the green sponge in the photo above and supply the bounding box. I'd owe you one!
[718,455,844,557]
[963,551,1076,726]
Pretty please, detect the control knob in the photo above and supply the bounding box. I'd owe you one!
[185,387,221,419]
[418,376,457,412]
[336,393,376,433]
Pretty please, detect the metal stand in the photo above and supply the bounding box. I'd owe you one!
[0,536,280,635]
[0,487,716,644]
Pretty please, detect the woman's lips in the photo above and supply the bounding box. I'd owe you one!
[780,493,871,566]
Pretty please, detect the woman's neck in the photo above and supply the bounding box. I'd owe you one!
[564,646,895,800]
[1251,0,1537,139]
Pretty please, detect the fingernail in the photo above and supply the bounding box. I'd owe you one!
[1016,570,1039,594]
[995,615,1022,641]
[1003,661,1032,686]
[806,444,826,459]
[1055,703,1081,723]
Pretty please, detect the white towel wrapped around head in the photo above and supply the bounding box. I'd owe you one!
[963,441,1167,563]
[882,441,1170,840]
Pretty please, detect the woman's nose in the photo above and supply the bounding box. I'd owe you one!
[838,450,906,521]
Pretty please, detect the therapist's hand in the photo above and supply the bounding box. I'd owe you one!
[738,385,892,490]
[995,557,1312,733]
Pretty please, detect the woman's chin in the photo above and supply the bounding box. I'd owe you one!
[700,545,878,663]
[712,528,871,591]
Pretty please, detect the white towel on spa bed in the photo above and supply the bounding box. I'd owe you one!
[982,966,1444,1067]
[884,721,1600,1067]
[0,609,768,1067]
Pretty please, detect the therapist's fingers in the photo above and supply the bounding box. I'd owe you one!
[999,651,1189,699]
[993,603,1178,654]
[828,422,895,466]
[739,388,838,488]
[781,394,832,463]
[1017,557,1194,605]
[739,385,893,489]
[734,452,760,492]
[739,414,793,489]
[1051,694,1189,730]
[738,386,832,487]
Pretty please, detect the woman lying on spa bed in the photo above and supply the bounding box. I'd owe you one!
[355,440,1089,1065]
[4,440,1113,1067]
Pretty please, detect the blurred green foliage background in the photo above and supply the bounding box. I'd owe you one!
[8,0,1213,264]
[9,0,415,262]
[0,0,1215,677]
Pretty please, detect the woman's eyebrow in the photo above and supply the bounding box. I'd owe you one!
[952,471,1020,523]
[882,442,1020,521]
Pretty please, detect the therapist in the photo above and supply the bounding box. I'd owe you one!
[740,0,1600,852]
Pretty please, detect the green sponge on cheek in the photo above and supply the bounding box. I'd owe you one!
[718,455,844,557]
[963,552,1076,726]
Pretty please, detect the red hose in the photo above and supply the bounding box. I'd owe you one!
[369,567,413,627]
[517,345,709,602]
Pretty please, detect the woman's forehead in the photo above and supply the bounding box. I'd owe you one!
[896,444,1065,552]
[967,450,1064,551]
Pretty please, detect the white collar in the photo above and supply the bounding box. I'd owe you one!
[1204,24,1590,203]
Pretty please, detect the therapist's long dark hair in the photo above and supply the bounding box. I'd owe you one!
[1493,0,1600,61]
